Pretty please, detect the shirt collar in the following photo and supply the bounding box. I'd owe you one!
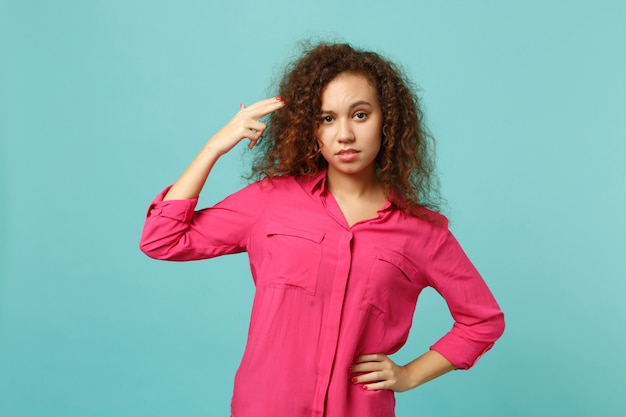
[298,169,329,196]
[298,169,394,213]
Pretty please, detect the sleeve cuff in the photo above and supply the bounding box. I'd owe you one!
[430,333,497,370]
[145,185,199,223]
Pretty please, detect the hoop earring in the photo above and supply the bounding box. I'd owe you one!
[309,142,322,159]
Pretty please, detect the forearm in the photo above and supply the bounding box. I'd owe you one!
[351,350,455,392]
[163,143,222,201]
[402,350,456,390]
[162,97,284,201]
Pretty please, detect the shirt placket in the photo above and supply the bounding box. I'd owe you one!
[311,227,353,416]
[310,191,356,416]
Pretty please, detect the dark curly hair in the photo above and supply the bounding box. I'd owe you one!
[250,41,442,218]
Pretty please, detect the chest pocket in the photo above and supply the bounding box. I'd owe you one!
[360,249,422,326]
[265,221,325,295]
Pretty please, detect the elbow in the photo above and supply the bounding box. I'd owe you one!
[478,308,505,349]
[139,234,174,260]
[139,239,162,260]
[139,222,180,260]
[491,309,506,341]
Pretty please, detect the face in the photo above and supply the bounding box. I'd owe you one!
[316,72,383,180]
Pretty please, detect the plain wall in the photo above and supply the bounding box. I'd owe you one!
[1,0,625,416]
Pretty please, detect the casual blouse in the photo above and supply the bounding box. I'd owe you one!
[140,170,504,417]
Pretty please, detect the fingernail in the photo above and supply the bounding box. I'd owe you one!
[275,96,281,101]
[362,385,368,391]
[348,367,353,372]
[353,356,360,362]
[240,103,244,109]
[351,377,358,383]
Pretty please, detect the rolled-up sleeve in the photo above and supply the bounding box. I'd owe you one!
[426,230,505,369]
[139,181,267,261]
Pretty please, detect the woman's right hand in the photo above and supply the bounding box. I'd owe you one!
[206,96,284,156]
[162,96,284,201]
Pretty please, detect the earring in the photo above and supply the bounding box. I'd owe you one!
[308,143,321,159]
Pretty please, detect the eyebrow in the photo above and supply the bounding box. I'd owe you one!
[320,100,372,114]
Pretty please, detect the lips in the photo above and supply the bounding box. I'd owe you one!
[336,149,360,162]
[336,149,360,155]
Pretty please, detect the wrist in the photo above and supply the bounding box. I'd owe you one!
[401,363,422,390]
[202,140,228,157]
[403,350,455,389]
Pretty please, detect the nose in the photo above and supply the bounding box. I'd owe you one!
[337,119,355,143]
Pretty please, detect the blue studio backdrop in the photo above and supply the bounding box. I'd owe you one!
[1,1,625,416]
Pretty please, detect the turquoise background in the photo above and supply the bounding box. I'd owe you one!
[1,0,625,416]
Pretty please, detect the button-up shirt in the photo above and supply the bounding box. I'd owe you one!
[140,170,504,417]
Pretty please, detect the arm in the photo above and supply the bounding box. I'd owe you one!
[350,229,504,392]
[350,350,455,392]
[163,97,284,201]
[426,230,505,370]
[139,97,284,259]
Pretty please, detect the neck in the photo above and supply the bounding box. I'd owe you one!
[326,167,384,199]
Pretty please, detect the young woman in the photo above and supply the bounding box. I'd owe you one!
[140,42,504,417]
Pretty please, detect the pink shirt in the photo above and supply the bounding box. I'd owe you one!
[140,171,504,417]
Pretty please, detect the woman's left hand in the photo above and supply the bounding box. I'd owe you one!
[349,354,415,392]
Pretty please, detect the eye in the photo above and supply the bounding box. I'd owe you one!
[320,115,334,123]
[354,112,368,120]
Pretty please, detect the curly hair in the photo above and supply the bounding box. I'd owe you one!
[250,41,442,218]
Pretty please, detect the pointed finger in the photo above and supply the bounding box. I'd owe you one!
[243,96,285,119]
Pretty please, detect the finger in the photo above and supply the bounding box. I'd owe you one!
[354,353,386,364]
[247,97,283,117]
[361,380,390,391]
[234,120,265,139]
[349,362,385,373]
[246,120,267,133]
[351,370,386,384]
[242,96,284,119]
[247,129,265,150]
[248,137,260,150]
[240,103,246,110]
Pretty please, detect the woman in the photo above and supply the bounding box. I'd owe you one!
[140,42,504,417]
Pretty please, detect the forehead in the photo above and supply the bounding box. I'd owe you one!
[320,73,378,105]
